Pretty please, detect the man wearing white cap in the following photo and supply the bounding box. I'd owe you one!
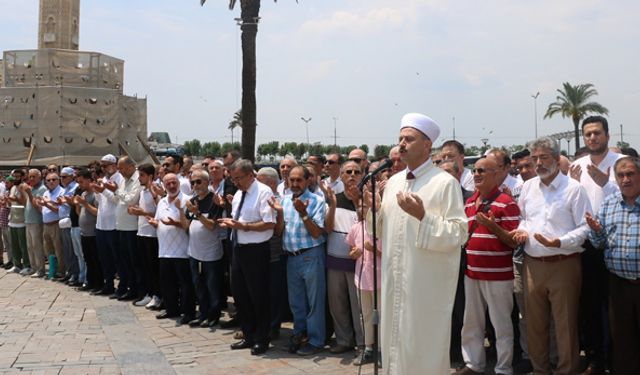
[366,113,467,374]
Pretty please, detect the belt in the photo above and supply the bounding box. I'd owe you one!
[287,247,314,257]
[44,220,59,225]
[526,252,580,263]
[612,272,640,285]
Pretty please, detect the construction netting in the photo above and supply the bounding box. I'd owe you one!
[2,49,123,91]
[0,85,150,166]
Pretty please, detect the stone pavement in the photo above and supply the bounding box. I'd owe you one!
[0,272,382,375]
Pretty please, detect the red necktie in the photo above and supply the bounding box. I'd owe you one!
[406,171,415,180]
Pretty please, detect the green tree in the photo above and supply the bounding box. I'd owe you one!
[201,141,221,157]
[228,109,242,144]
[359,144,369,155]
[544,82,609,149]
[182,139,202,156]
[257,141,279,157]
[373,144,392,160]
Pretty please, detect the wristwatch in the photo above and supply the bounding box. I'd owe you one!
[301,215,309,221]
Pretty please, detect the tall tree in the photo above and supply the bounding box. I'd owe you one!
[544,82,609,149]
[201,0,295,162]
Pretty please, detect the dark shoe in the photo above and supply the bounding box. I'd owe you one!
[68,280,83,287]
[77,284,92,292]
[330,344,353,354]
[2,262,13,270]
[109,293,123,300]
[353,348,374,366]
[188,318,203,328]
[91,288,114,296]
[453,366,484,375]
[220,317,239,329]
[177,315,195,326]
[117,291,137,301]
[251,342,269,355]
[513,358,533,374]
[230,339,253,350]
[296,343,323,356]
[579,365,604,375]
[269,327,280,340]
[286,333,308,354]
[156,312,179,320]
[204,318,219,328]
[55,275,70,283]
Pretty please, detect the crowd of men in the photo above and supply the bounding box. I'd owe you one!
[0,114,638,374]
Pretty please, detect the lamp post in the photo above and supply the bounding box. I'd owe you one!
[452,116,456,140]
[300,117,312,146]
[531,92,540,139]
[332,116,338,147]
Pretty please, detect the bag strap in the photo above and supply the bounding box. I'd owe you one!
[462,190,502,249]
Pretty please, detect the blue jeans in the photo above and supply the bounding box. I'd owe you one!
[60,227,79,277]
[287,244,326,348]
[70,227,86,283]
[190,257,224,321]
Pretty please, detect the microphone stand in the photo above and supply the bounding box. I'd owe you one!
[360,172,380,374]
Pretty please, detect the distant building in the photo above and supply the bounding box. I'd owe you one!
[0,0,153,166]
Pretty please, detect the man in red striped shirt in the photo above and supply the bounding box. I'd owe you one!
[455,157,520,375]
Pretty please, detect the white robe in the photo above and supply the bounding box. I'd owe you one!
[370,162,467,374]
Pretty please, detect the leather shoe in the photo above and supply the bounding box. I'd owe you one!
[220,317,239,329]
[91,288,114,296]
[177,315,195,326]
[579,365,604,375]
[230,339,253,350]
[156,312,179,320]
[251,342,269,355]
[330,344,353,354]
[453,366,483,375]
[117,291,137,301]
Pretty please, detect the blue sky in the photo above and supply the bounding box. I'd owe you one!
[1,0,638,154]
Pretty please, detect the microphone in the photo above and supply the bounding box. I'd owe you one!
[358,158,393,190]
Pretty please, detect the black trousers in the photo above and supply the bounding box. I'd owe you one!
[81,235,103,290]
[232,241,271,345]
[608,273,640,375]
[579,240,610,368]
[159,258,195,317]
[136,236,160,298]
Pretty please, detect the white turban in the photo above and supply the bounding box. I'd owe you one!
[400,113,440,142]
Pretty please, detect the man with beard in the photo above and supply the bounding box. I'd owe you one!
[149,173,195,325]
[512,137,592,375]
[365,113,467,374]
[325,161,365,355]
[569,116,623,375]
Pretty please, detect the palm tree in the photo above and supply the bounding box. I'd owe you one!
[228,109,243,144]
[544,82,609,149]
[201,0,295,162]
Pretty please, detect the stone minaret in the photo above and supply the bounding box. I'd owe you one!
[38,0,80,50]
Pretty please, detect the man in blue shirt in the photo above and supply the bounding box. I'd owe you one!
[273,165,327,356]
[586,156,640,375]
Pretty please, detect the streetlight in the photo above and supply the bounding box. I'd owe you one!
[531,92,540,139]
[332,116,338,147]
[452,116,456,140]
[300,117,312,146]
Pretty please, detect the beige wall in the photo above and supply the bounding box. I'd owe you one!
[38,0,80,50]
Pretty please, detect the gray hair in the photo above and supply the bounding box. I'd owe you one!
[341,160,361,172]
[118,156,136,167]
[191,169,209,181]
[230,159,254,174]
[257,167,279,184]
[527,136,560,157]
[614,156,640,174]
[280,156,298,166]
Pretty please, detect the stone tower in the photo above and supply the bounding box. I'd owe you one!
[38,0,80,50]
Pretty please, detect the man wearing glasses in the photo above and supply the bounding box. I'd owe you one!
[348,148,369,174]
[57,167,79,283]
[322,153,344,195]
[21,169,47,278]
[218,159,276,355]
[38,172,65,279]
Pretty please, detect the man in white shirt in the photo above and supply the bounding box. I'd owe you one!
[91,154,124,296]
[114,157,141,301]
[218,159,276,356]
[512,137,592,375]
[322,152,344,194]
[277,157,297,197]
[162,154,191,196]
[569,116,622,375]
[149,173,195,325]
[442,139,475,191]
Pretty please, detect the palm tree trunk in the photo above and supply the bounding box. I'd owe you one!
[572,115,581,150]
[239,0,260,163]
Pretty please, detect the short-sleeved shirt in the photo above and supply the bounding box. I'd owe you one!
[281,189,326,252]
[326,193,358,272]
[79,191,98,237]
[70,188,82,227]
[42,185,63,224]
[8,186,26,227]
[187,192,224,262]
[230,180,276,245]
[25,183,46,224]
[346,220,381,292]
[137,187,157,237]
[155,192,190,258]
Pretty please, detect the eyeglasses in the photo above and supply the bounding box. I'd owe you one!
[231,174,249,182]
[433,160,443,165]
[325,160,338,165]
[46,178,58,182]
[47,168,57,172]
[343,170,362,175]
[348,158,363,164]
[190,179,203,186]
[60,175,71,178]
[472,168,495,175]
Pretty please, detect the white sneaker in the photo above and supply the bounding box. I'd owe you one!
[19,267,33,276]
[134,295,152,307]
[7,266,21,273]
[146,295,161,309]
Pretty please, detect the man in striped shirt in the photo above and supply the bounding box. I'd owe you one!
[456,157,520,375]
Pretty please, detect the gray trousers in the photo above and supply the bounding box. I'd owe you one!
[327,268,364,347]
[0,227,11,263]
[26,223,45,273]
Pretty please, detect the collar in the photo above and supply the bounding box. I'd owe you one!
[539,170,564,190]
[405,158,432,179]
[472,186,500,201]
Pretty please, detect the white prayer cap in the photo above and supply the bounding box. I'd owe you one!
[400,113,440,142]
[101,154,117,164]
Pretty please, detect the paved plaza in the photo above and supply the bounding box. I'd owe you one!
[0,272,379,375]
